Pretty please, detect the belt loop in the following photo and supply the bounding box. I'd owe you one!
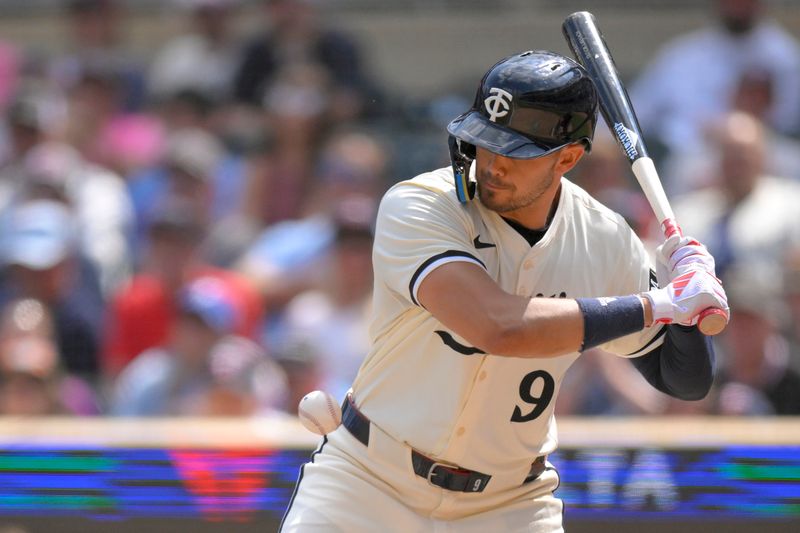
[464,471,490,493]
[523,455,548,484]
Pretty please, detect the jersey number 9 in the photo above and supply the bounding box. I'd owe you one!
[510,370,555,423]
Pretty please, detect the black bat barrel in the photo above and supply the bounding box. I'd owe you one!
[562,11,648,162]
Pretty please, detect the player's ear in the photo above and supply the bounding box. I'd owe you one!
[553,143,585,175]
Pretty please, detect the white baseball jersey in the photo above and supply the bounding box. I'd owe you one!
[351,167,664,479]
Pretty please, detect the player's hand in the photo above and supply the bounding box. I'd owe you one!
[643,270,729,327]
[656,234,716,285]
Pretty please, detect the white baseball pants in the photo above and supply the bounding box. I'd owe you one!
[280,424,564,532]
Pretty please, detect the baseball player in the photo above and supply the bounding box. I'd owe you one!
[281,51,728,532]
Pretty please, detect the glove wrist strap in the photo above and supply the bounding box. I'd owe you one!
[642,289,674,324]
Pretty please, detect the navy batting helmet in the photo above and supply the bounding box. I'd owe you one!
[447,50,599,203]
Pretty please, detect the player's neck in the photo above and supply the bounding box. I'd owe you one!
[502,182,562,231]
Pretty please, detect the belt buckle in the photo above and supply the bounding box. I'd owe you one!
[425,462,448,486]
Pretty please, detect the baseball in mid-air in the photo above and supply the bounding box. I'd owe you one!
[298,390,342,435]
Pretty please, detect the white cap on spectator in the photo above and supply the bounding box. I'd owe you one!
[165,128,223,182]
[2,200,77,270]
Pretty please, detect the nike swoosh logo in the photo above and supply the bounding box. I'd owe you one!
[435,330,486,355]
[473,235,496,249]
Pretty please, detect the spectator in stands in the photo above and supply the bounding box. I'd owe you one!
[671,111,800,281]
[631,0,800,180]
[103,199,262,376]
[0,41,22,162]
[63,61,127,162]
[111,276,277,416]
[63,65,168,205]
[236,131,387,310]
[127,127,223,251]
[43,0,163,178]
[0,41,20,116]
[128,89,254,237]
[0,88,134,300]
[276,196,376,402]
[0,88,68,211]
[270,336,325,416]
[157,89,218,133]
[0,200,104,380]
[251,63,334,224]
[232,0,377,121]
[198,335,288,415]
[730,70,800,184]
[20,141,134,296]
[49,0,146,112]
[92,113,166,180]
[664,69,800,194]
[0,298,99,415]
[148,0,241,105]
[715,265,800,415]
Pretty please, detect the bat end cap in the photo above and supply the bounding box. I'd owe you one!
[698,308,728,336]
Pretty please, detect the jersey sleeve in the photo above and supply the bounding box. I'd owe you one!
[373,182,486,307]
[599,226,666,358]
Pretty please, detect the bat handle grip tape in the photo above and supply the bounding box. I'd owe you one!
[697,308,728,336]
[660,218,682,239]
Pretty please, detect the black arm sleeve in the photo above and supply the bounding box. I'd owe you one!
[629,324,715,401]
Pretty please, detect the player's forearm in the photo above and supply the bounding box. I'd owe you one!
[418,263,586,358]
[436,291,650,360]
[481,297,585,358]
[418,262,656,359]
[484,295,651,358]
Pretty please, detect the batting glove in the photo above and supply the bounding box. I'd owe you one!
[643,270,729,327]
[656,234,716,285]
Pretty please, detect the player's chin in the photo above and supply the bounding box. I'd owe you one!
[478,188,513,212]
[477,190,498,209]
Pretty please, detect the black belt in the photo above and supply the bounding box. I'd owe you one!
[341,396,547,494]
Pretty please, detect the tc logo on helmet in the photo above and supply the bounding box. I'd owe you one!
[484,88,513,122]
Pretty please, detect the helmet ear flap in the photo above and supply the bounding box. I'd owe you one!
[449,135,477,204]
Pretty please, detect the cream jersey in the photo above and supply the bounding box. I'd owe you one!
[351,167,663,478]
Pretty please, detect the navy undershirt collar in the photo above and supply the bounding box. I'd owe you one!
[502,217,548,247]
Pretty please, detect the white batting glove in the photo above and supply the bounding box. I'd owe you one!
[643,270,729,327]
[656,234,716,285]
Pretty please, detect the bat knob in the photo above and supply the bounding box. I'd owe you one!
[697,308,728,336]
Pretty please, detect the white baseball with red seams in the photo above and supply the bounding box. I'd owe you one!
[297,390,342,435]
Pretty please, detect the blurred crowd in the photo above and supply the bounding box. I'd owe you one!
[0,0,390,417]
[0,0,798,418]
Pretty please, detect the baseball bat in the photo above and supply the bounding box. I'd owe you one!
[562,11,727,336]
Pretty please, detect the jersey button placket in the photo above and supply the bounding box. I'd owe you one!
[517,252,537,295]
